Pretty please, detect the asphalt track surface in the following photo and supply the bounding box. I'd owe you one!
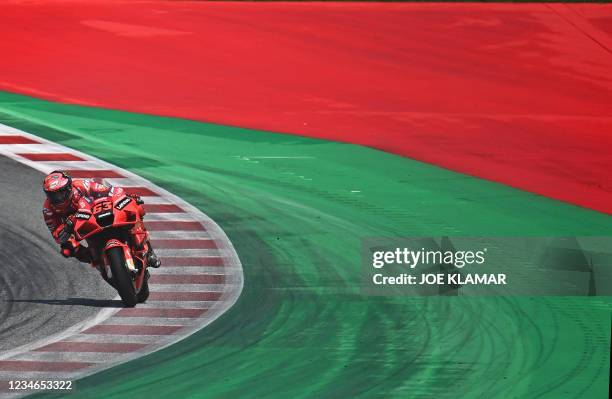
[0,156,115,352]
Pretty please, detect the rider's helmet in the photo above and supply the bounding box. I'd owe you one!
[43,170,73,210]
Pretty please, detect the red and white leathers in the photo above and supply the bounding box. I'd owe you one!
[42,178,149,265]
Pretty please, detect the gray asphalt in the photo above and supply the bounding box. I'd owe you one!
[0,155,116,352]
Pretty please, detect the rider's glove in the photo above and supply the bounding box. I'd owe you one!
[57,217,74,245]
[129,194,144,205]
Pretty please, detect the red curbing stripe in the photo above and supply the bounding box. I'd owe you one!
[35,342,146,353]
[146,221,205,231]
[64,169,124,178]
[144,204,184,213]
[123,186,158,197]
[149,291,222,301]
[83,324,183,335]
[17,152,84,161]
[0,360,92,372]
[0,135,40,144]
[150,274,225,284]
[160,256,224,267]
[116,308,206,318]
[152,239,216,249]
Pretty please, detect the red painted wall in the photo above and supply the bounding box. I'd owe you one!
[2,1,612,213]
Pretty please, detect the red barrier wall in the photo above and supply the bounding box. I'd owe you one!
[2,2,612,213]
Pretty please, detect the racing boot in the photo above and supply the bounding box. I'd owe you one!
[146,243,161,268]
[74,246,93,264]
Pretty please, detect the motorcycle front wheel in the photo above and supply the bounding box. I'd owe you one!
[137,271,150,303]
[107,247,138,307]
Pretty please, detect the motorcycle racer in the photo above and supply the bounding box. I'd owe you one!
[42,170,161,269]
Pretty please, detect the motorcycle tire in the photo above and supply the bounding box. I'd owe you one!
[107,247,138,307]
[137,271,150,303]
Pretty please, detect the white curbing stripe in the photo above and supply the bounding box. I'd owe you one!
[149,231,213,240]
[147,284,226,292]
[0,125,244,398]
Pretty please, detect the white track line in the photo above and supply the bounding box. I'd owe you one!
[0,124,244,398]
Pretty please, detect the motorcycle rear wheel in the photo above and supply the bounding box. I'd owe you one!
[107,247,138,307]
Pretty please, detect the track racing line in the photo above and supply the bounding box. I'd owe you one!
[0,123,244,397]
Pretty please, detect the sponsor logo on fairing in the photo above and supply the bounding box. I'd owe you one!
[75,211,91,220]
[115,196,132,210]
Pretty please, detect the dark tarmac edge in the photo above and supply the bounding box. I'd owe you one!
[0,155,116,353]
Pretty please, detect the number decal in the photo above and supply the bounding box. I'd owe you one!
[92,201,112,214]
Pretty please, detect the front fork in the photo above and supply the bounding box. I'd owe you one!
[101,239,147,291]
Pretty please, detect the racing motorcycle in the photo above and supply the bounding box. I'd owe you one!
[66,192,151,307]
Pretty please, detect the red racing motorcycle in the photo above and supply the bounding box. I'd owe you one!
[68,192,151,307]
